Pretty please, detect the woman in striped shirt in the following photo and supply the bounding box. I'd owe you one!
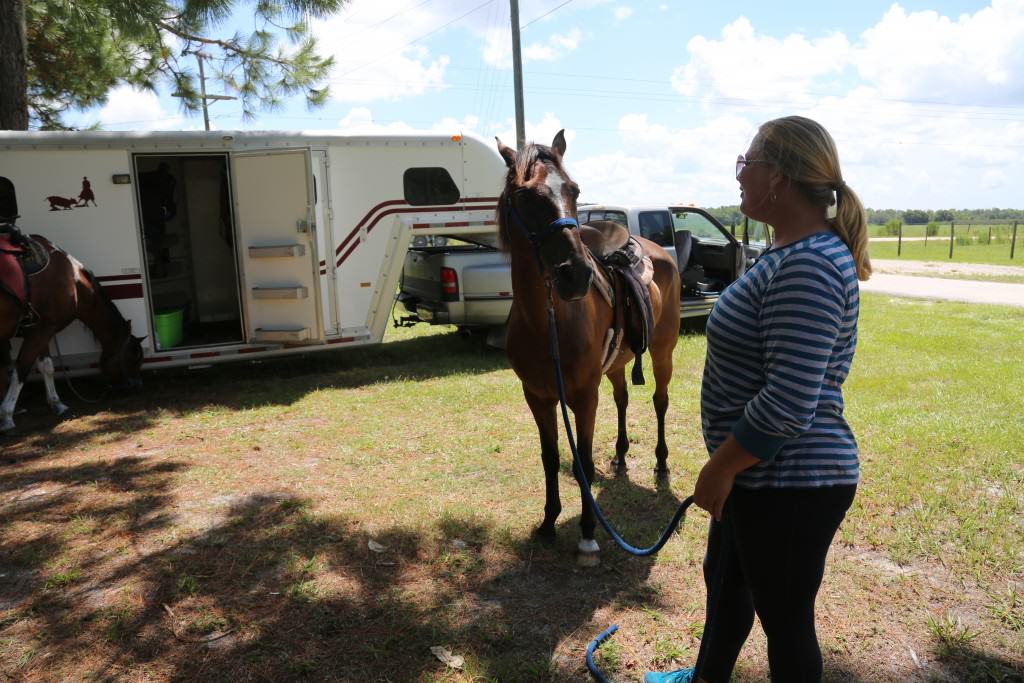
[647,116,872,683]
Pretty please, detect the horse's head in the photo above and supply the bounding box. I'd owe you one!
[100,321,145,391]
[496,130,593,301]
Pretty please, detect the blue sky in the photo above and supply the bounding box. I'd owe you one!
[80,0,1024,210]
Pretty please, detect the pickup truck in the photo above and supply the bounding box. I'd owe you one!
[395,205,768,337]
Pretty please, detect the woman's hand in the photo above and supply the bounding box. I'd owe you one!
[693,435,760,521]
[693,458,735,521]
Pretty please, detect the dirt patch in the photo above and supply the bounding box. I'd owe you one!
[872,258,1024,278]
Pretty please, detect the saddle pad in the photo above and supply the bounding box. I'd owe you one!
[0,233,22,254]
[21,235,50,275]
[0,250,27,306]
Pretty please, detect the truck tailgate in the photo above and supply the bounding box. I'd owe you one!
[463,257,512,299]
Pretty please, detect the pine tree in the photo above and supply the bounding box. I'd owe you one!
[1,0,348,130]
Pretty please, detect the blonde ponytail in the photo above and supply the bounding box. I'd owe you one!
[832,184,871,280]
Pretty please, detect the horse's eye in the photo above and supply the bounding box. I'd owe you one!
[569,185,580,200]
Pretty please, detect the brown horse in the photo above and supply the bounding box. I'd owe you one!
[496,131,681,566]
[1,234,144,433]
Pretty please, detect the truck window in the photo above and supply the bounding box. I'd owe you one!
[638,210,674,246]
[403,167,460,206]
[587,210,627,227]
[673,211,728,243]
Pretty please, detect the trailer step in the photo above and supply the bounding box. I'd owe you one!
[253,326,310,342]
[248,244,305,258]
[252,286,309,299]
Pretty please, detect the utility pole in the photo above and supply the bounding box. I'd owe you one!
[172,51,236,131]
[509,0,525,150]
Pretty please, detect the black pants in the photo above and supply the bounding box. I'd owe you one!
[693,484,856,683]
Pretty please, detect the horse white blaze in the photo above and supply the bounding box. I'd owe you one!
[545,168,569,218]
[36,357,68,415]
[1,368,23,430]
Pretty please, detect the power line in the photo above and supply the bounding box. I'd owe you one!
[521,0,577,30]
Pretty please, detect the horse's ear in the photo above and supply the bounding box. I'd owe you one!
[551,129,567,159]
[496,137,516,168]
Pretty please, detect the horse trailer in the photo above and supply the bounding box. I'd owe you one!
[0,130,505,375]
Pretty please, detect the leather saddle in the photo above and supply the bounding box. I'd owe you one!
[580,221,656,385]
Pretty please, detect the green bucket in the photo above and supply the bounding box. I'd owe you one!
[154,307,184,349]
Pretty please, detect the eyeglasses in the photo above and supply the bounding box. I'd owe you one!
[736,155,771,179]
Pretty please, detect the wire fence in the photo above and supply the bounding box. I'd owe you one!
[890,220,1019,260]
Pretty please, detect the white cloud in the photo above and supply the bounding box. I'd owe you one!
[671,17,850,105]
[614,7,634,22]
[484,28,582,68]
[492,112,576,150]
[852,1,1024,105]
[94,86,189,130]
[654,5,1024,208]
[335,108,481,137]
[313,1,451,103]
[571,113,758,206]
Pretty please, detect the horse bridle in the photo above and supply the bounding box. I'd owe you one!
[503,195,581,270]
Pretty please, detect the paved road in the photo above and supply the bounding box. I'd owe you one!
[860,273,1024,307]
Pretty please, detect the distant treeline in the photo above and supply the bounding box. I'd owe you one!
[705,206,1024,226]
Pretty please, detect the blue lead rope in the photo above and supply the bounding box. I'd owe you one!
[544,304,694,681]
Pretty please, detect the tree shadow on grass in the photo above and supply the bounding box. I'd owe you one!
[925,643,1023,682]
[0,459,694,681]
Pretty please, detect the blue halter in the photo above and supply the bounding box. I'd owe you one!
[504,197,579,249]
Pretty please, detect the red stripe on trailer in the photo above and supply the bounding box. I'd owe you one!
[143,356,174,364]
[327,336,355,344]
[239,346,268,354]
[336,204,499,267]
[105,283,144,300]
[96,274,141,282]
[335,196,499,256]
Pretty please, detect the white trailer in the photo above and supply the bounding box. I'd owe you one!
[0,130,504,374]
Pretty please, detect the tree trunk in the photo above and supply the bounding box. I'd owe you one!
[0,0,29,130]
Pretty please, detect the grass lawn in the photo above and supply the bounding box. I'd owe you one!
[868,239,1022,268]
[1,294,1021,681]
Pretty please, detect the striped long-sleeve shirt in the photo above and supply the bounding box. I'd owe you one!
[701,231,860,489]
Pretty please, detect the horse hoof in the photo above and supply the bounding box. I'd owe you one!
[0,420,15,434]
[52,403,70,417]
[533,526,556,545]
[609,458,628,475]
[576,550,601,568]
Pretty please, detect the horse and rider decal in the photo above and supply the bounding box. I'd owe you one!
[45,177,98,211]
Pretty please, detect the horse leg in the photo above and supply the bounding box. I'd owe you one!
[524,389,561,542]
[570,385,601,567]
[0,338,12,432]
[35,353,69,417]
[1,331,53,432]
[652,347,674,477]
[607,367,630,474]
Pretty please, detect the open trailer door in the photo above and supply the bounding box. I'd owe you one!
[233,149,324,344]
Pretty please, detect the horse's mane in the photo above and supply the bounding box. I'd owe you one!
[80,267,128,329]
[496,142,565,253]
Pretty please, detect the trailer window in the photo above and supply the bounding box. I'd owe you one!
[403,167,460,206]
